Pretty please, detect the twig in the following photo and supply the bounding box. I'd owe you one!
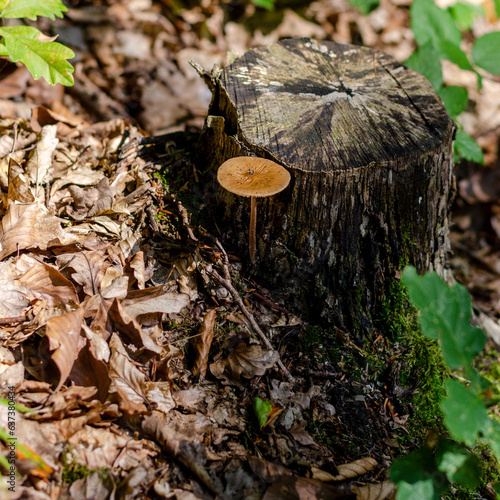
[209,239,294,382]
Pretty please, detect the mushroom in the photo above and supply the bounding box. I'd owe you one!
[217,157,291,263]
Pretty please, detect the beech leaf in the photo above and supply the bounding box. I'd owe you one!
[45,307,85,393]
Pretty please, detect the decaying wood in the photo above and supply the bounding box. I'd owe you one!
[200,37,456,335]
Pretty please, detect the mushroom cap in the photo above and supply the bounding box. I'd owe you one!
[217,157,291,198]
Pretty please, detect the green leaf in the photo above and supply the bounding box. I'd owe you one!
[411,0,462,49]
[438,40,473,70]
[0,26,74,86]
[455,129,484,164]
[441,379,491,446]
[0,0,68,20]
[405,44,443,91]
[401,267,485,375]
[390,447,447,500]
[483,419,500,463]
[346,0,380,15]
[438,86,468,117]
[448,2,484,32]
[251,0,275,11]
[252,397,272,429]
[435,439,480,488]
[472,32,500,76]
[496,0,500,17]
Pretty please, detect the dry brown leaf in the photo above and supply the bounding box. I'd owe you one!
[263,476,355,500]
[0,66,32,99]
[67,177,114,219]
[312,457,378,482]
[46,306,85,393]
[0,261,30,318]
[69,338,111,402]
[68,423,156,470]
[122,291,190,324]
[0,202,38,260]
[58,405,103,439]
[109,333,148,415]
[17,254,79,306]
[108,299,162,357]
[128,250,146,289]
[248,456,293,483]
[8,159,35,204]
[56,250,109,296]
[191,309,216,379]
[351,481,396,500]
[25,125,59,199]
[142,413,222,497]
[213,342,278,382]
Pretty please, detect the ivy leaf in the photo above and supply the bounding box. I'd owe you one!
[441,380,491,447]
[402,267,485,375]
[435,439,480,488]
[438,86,468,118]
[0,0,68,20]
[0,25,74,86]
[472,32,500,76]
[454,130,484,164]
[411,0,461,49]
[405,43,443,91]
[390,447,447,499]
[252,397,272,429]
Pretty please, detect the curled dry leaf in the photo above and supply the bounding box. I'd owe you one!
[350,481,396,500]
[191,309,216,379]
[122,291,190,324]
[17,254,79,306]
[45,306,85,393]
[69,338,111,403]
[109,333,149,415]
[25,124,59,200]
[210,342,279,383]
[108,299,162,358]
[312,457,378,482]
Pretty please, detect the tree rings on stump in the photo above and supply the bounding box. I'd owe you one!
[202,37,456,335]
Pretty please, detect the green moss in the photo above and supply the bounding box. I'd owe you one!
[376,273,448,441]
[61,449,110,485]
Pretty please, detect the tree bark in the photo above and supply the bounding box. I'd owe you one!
[200,37,456,335]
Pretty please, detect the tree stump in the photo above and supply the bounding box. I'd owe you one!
[201,37,456,335]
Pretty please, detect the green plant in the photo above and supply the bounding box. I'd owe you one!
[347,0,500,163]
[390,267,500,499]
[0,0,74,86]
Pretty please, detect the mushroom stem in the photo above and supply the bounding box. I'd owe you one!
[249,196,257,263]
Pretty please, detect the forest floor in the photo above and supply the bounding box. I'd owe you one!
[1,1,500,499]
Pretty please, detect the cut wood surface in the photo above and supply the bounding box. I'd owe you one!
[203,37,456,334]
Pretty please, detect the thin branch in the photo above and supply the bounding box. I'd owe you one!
[209,239,294,382]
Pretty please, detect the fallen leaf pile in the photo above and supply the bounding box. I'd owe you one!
[0,113,405,499]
